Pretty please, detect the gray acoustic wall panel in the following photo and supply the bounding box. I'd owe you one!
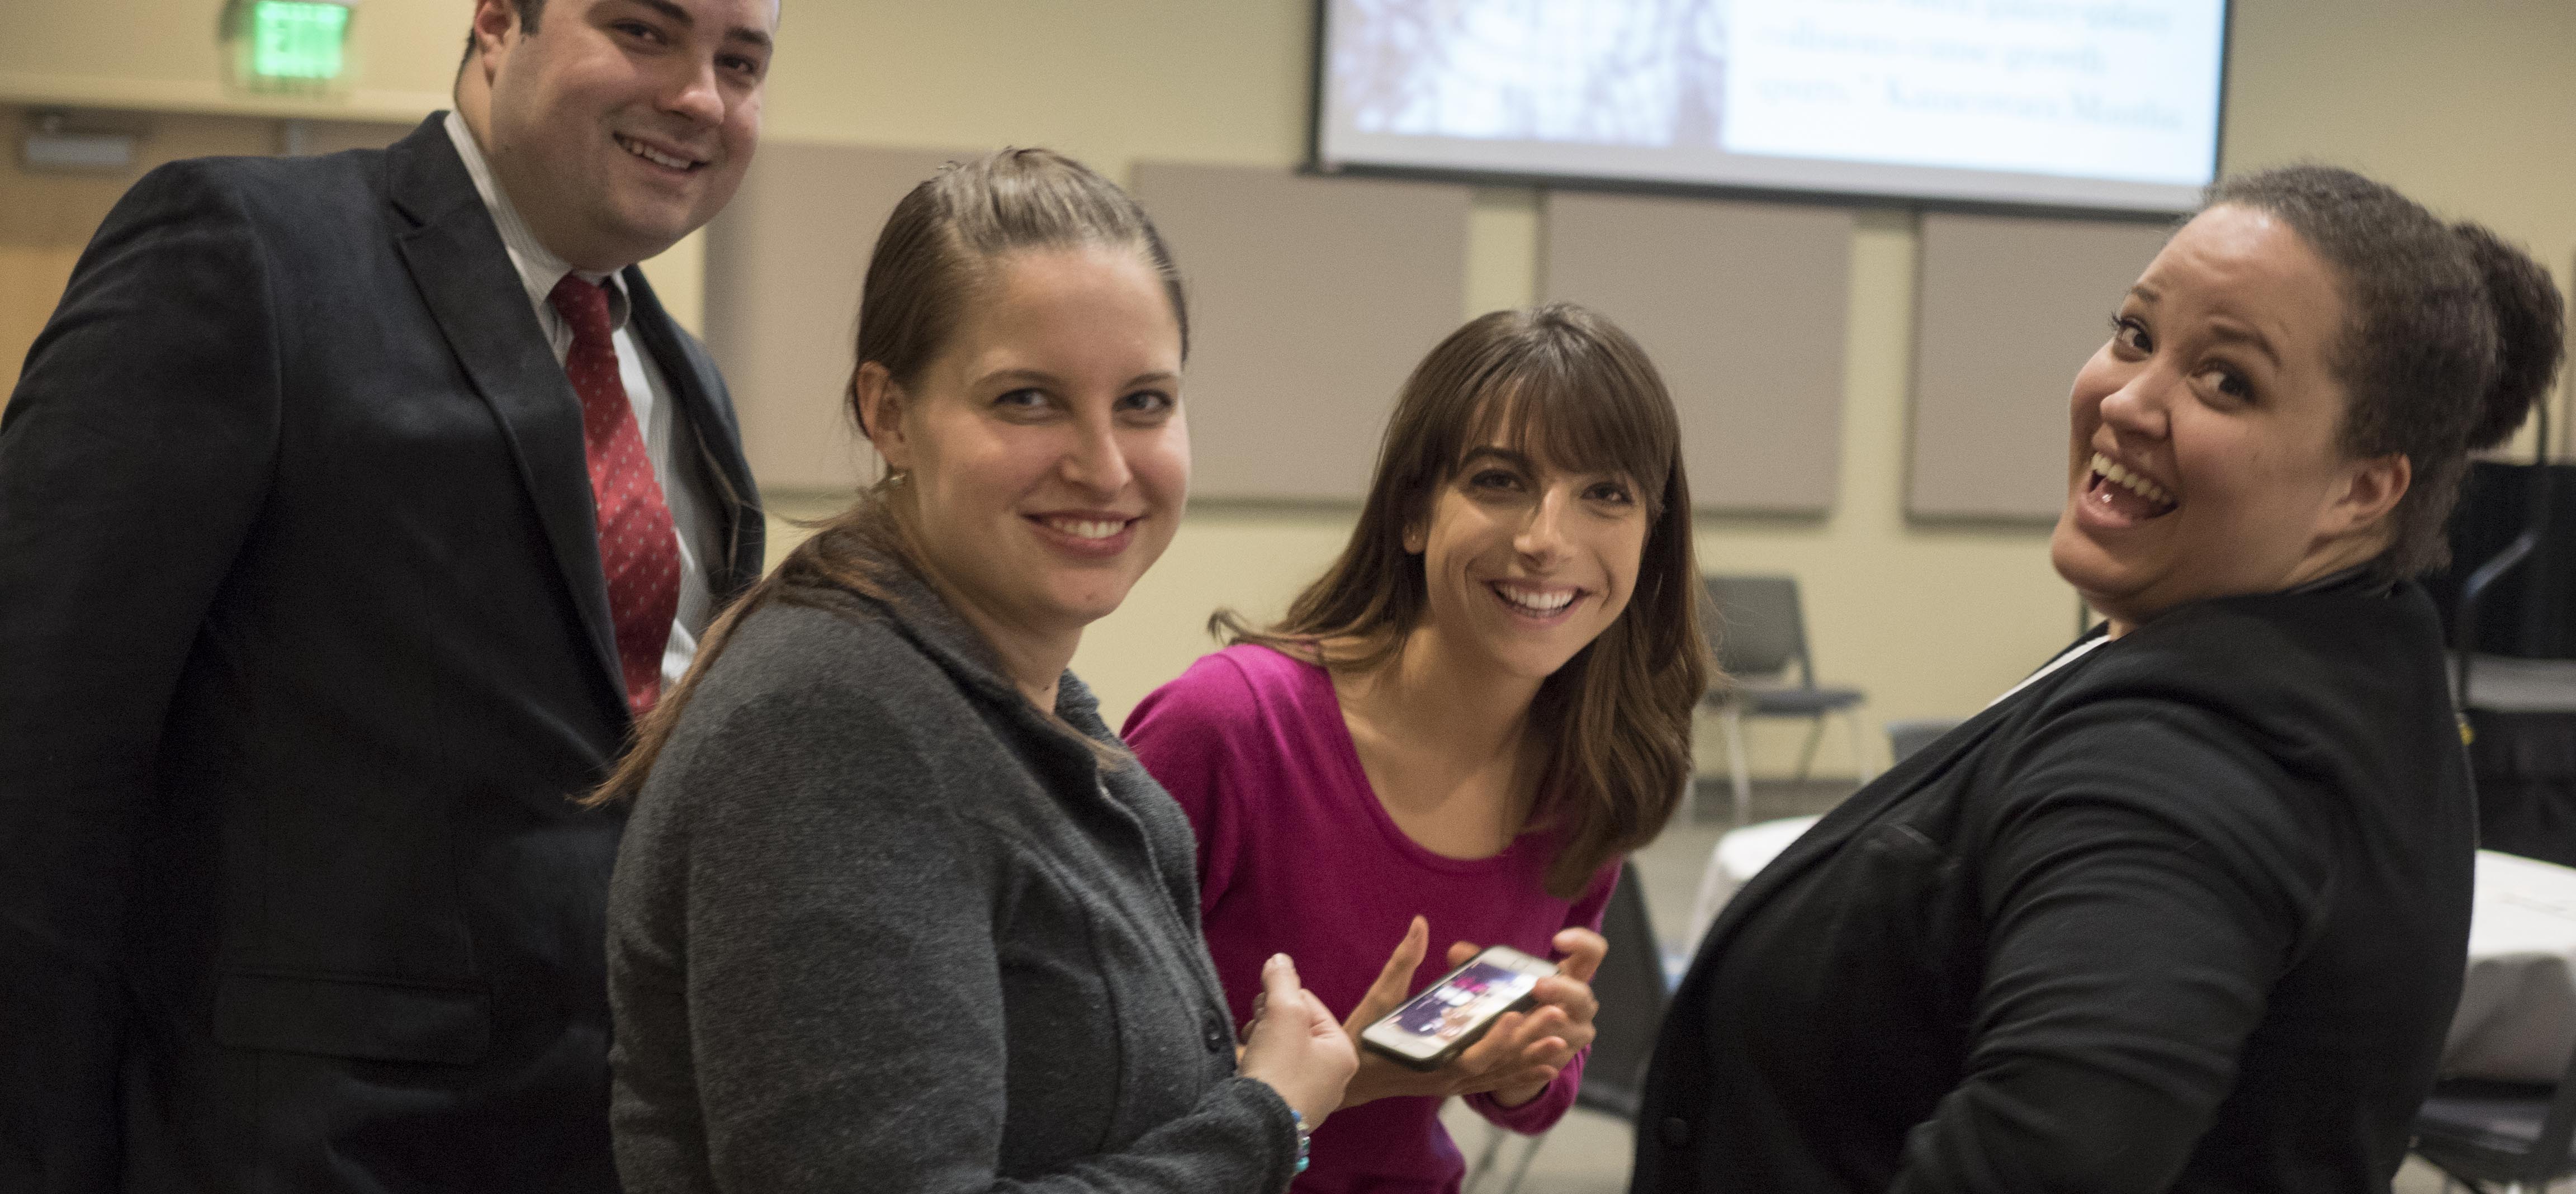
[1542,191,1853,515]
[1131,162,1471,502]
[703,141,967,492]
[1908,212,2174,521]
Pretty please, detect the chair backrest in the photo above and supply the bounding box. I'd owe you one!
[1703,574,1811,685]
[1886,717,1966,766]
[1575,860,1669,1121]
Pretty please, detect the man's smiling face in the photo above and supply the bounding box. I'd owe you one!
[471,0,776,271]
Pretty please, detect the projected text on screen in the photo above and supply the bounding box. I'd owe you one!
[1724,1,2220,185]
[1317,0,2228,212]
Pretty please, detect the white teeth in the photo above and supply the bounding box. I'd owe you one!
[1495,584,1576,614]
[2090,452,2174,506]
[1045,518,1124,541]
[619,136,695,170]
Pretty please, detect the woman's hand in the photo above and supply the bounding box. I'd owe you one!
[1484,927,1604,1106]
[1238,953,1358,1129]
[1331,918,1608,1110]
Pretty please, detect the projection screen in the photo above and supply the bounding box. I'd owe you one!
[1313,0,2229,214]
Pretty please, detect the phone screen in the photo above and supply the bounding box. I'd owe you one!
[1366,956,1546,1060]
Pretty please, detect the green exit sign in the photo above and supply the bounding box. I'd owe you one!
[221,0,356,94]
[251,2,349,80]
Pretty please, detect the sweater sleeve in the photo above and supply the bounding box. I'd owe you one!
[1123,653,1267,918]
[610,680,1297,1194]
[1463,860,1621,1135]
[1887,700,2331,1194]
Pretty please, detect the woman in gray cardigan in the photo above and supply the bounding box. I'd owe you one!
[591,149,1355,1193]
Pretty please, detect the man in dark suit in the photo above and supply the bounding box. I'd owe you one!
[0,0,779,1188]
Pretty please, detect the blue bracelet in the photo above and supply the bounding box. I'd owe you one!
[1289,1108,1311,1175]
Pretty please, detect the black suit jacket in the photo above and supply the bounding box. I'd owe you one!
[0,115,763,1193]
[1632,581,2476,1194]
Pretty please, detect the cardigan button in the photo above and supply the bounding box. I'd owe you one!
[1659,1116,1690,1148]
[1203,1016,1230,1053]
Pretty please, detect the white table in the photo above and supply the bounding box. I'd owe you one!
[1688,825,2576,1085]
[2446,849,2576,1083]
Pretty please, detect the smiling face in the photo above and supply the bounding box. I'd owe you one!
[2049,203,2408,629]
[467,0,774,272]
[1407,440,1650,683]
[862,246,1188,654]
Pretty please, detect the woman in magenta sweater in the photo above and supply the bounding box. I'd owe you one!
[1125,304,1709,1192]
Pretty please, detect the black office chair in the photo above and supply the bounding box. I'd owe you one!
[1701,575,1869,824]
[1463,860,1668,1194]
[2412,1043,2576,1193]
[2433,414,2576,868]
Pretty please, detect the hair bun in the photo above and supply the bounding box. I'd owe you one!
[2453,221,2565,451]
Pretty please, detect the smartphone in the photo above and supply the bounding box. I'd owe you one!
[1358,944,1558,1072]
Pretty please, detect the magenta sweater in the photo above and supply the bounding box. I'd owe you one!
[1124,645,1616,1194]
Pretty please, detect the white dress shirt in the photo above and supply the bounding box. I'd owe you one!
[444,112,717,690]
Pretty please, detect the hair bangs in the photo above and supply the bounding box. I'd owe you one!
[1453,338,1680,517]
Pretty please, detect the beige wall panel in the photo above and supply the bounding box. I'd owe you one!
[1543,191,1851,514]
[1132,163,1471,502]
[700,141,967,493]
[1907,214,2172,522]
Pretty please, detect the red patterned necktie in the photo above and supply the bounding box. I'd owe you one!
[547,275,681,717]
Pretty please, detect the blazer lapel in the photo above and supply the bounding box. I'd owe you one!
[384,118,626,714]
[621,268,764,596]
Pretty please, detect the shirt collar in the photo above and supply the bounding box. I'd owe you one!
[442,110,629,331]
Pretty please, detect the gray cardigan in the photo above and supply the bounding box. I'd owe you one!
[605,562,1300,1193]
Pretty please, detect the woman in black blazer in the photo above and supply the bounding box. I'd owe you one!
[1635,166,2566,1194]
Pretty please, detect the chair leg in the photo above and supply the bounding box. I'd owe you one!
[1497,1132,1546,1194]
[1722,708,1751,825]
[1845,709,1876,784]
[1791,718,1826,783]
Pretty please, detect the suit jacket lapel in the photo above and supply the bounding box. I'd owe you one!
[621,268,763,596]
[383,117,626,716]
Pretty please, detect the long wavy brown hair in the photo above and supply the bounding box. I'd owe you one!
[1219,304,1710,898]
[589,147,1184,806]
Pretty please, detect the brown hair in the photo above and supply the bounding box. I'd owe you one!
[590,147,1185,806]
[2203,165,2566,577]
[1218,304,1710,898]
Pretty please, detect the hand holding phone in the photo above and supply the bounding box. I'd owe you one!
[1360,943,1557,1070]
[1333,918,1606,1110]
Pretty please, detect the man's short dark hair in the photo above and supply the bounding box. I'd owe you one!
[457,0,546,70]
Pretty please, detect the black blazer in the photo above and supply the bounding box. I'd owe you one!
[1632,581,2476,1194]
[0,115,763,1193]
